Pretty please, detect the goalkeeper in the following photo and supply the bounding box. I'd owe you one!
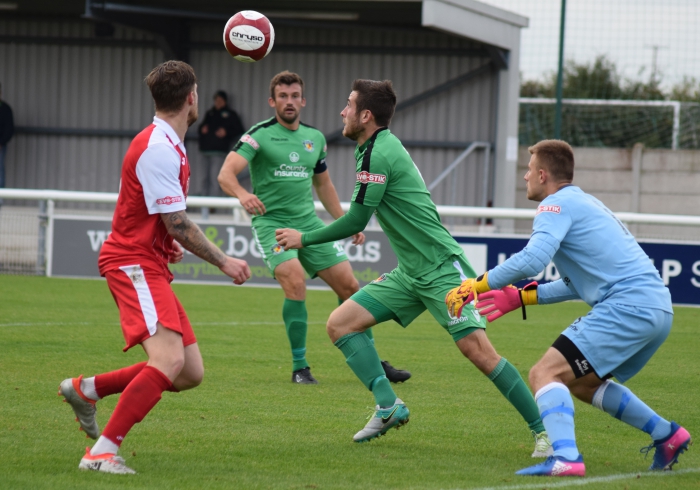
[276,79,552,456]
[446,139,690,477]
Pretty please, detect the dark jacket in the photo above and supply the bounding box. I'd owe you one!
[0,101,14,147]
[198,105,244,153]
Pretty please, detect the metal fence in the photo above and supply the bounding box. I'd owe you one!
[2,188,700,276]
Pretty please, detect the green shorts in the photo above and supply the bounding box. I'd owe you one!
[351,253,486,342]
[252,215,348,279]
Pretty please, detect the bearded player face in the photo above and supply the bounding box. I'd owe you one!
[187,84,199,127]
[270,83,305,125]
[340,91,364,141]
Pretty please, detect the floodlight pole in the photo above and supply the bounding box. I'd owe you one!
[554,0,567,139]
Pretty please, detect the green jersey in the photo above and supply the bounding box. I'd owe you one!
[234,117,328,222]
[352,128,463,277]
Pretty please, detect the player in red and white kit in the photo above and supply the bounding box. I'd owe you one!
[57,61,250,474]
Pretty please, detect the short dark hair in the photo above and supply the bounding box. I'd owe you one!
[528,139,575,182]
[144,61,197,114]
[214,90,228,102]
[269,71,304,99]
[351,79,396,127]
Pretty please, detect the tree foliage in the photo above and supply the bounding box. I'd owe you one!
[670,77,700,103]
[520,55,675,100]
[519,56,700,148]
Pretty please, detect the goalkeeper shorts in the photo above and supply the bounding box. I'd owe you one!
[560,303,672,383]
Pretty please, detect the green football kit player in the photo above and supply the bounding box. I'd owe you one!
[219,71,410,385]
[276,79,552,454]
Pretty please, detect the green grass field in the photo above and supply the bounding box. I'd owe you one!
[1,275,698,489]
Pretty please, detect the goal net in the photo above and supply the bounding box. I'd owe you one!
[519,98,700,149]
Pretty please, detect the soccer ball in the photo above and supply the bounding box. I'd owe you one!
[223,11,275,63]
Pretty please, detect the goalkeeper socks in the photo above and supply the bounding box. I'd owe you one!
[335,332,396,407]
[535,382,580,460]
[98,366,172,452]
[593,380,672,441]
[93,361,148,399]
[488,358,546,434]
[283,298,309,371]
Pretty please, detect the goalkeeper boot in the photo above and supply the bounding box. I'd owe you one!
[353,398,409,442]
[531,430,554,458]
[79,447,136,474]
[642,422,691,471]
[58,376,99,439]
[292,367,318,384]
[381,360,411,383]
[516,455,585,477]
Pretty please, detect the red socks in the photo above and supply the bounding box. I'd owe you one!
[101,366,173,447]
[94,361,148,398]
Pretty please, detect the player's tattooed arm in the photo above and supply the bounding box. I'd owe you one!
[162,210,227,267]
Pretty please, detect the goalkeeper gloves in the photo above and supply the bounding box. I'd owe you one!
[475,281,538,322]
[444,272,491,319]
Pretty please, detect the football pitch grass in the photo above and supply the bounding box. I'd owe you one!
[1,275,698,490]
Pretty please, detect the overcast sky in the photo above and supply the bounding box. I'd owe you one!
[480,0,699,90]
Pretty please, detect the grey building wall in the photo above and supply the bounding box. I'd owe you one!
[192,23,496,205]
[2,17,498,213]
[0,17,162,197]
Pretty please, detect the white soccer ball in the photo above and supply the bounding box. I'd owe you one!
[223,11,275,63]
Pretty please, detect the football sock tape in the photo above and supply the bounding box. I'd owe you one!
[597,380,672,441]
[536,383,580,461]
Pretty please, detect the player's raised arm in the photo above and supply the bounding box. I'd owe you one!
[161,210,250,284]
[218,151,266,215]
[275,201,374,249]
[312,170,365,245]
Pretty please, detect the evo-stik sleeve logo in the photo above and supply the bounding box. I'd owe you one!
[356,171,386,184]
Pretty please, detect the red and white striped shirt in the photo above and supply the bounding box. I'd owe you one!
[99,117,190,280]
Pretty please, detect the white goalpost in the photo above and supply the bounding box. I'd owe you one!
[519,97,692,150]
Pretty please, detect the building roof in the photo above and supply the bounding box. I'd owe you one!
[11,0,526,36]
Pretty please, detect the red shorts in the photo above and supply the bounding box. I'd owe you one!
[105,264,196,351]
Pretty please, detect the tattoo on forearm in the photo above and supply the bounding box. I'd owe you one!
[165,211,227,267]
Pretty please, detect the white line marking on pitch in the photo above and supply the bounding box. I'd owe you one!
[460,467,700,490]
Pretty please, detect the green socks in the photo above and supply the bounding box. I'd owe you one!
[283,298,309,371]
[488,358,546,433]
[335,332,396,407]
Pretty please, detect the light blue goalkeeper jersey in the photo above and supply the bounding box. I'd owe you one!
[488,185,672,313]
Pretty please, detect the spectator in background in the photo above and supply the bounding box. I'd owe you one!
[198,90,245,199]
[0,82,14,207]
